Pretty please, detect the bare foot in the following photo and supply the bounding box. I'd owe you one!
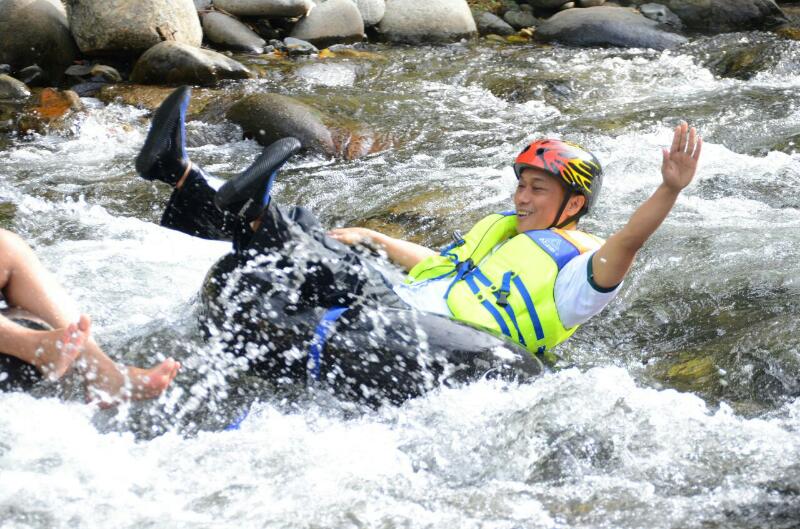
[34,315,89,381]
[85,357,181,405]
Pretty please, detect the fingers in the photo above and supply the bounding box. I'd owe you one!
[693,136,703,160]
[670,123,682,153]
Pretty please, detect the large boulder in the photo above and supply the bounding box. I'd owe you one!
[66,0,202,55]
[290,0,365,46]
[202,11,266,52]
[0,0,78,84]
[131,41,252,86]
[356,0,386,26]
[227,93,335,155]
[213,0,313,17]
[379,0,477,43]
[0,74,30,100]
[535,6,687,49]
[622,0,788,33]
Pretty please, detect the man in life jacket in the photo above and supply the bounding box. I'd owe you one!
[329,125,703,363]
[135,86,701,404]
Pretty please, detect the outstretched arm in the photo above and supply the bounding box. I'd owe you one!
[591,122,702,289]
[328,227,435,271]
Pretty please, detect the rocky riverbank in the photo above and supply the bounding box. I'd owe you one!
[0,0,798,155]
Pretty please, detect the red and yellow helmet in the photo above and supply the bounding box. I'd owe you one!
[513,139,603,217]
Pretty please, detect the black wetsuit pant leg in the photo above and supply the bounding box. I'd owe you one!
[160,171,242,242]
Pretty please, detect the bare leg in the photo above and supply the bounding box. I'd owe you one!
[0,229,180,401]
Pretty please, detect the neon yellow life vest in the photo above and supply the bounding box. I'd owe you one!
[406,212,603,363]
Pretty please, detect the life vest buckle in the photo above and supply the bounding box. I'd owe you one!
[496,290,510,306]
[452,230,465,246]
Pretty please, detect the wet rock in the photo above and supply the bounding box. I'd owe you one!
[202,10,266,52]
[503,10,538,29]
[356,0,386,26]
[704,42,777,80]
[0,0,78,84]
[0,65,9,74]
[535,6,687,49]
[18,88,83,134]
[17,65,45,86]
[0,74,30,101]
[90,64,123,83]
[195,0,214,8]
[577,0,605,5]
[474,11,516,35]
[290,0,365,47]
[775,26,800,40]
[379,0,478,43]
[639,3,683,29]
[214,0,313,17]
[621,0,788,33]
[227,93,335,155]
[283,37,319,55]
[560,2,575,8]
[131,41,253,86]
[69,81,107,97]
[97,84,218,117]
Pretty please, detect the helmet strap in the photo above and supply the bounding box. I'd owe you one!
[549,189,574,229]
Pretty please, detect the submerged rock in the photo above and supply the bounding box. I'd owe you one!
[17,88,83,134]
[535,6,687,49]
[131,41,253,86]
[379,0,478,43]
[202,10,267,53]
[0,0,78,84]
[290,0,365,47]
[67,0,203,55]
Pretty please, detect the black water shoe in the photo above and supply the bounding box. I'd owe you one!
[214,137,302,220]
[135,85,191,185]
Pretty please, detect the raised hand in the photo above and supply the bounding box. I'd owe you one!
[662,121,702,192]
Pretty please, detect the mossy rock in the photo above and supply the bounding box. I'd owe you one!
[97,84,219,117]
[775,26,800,40]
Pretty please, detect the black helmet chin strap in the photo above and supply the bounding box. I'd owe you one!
[549,190,577,229]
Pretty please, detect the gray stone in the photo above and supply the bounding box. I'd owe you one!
[621,0,788,33]
[131,41,253,86]
[640,3,682,28]
[291,0,365,46]
[226,93,335,155]
[202,11,266,52]
[474,11,515,35]
[356,0,385,26]
[0,74,30,100]
[195,0,213,8]
[503,10,537,28]
[379,0,477,43]
[214,0,313,17]
[577,0,605,6]
[66,0,202,55]
[535,6,687,49]
[560,2,575,9]
[283,36,319,55]
[0,0,78,84]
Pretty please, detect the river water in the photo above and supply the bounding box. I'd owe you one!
[1,31,800,528]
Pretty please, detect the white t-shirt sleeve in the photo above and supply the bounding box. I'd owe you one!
[554,250,622,329]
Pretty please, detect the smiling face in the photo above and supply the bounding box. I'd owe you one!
[514,168,586,233]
